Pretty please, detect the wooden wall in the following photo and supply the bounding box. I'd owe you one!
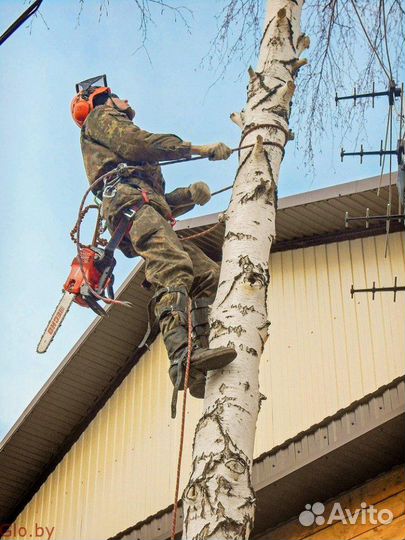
[256,465,405,540]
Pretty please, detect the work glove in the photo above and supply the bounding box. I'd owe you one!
[189,182,211,205]
[199,142,232,161]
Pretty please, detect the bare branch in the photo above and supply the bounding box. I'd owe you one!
[76,0,192,56]
[205,0,404,170]
[200,0,264,80]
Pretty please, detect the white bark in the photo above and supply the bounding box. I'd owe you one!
[182,1,308,539]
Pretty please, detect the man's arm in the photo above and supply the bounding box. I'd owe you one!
[86,107,192,162]
[191,143,232,160]
[165,187,195,217]
[86,107,232,163]
[165,182,212,217]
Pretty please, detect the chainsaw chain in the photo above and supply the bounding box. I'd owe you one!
[70,204,108,247]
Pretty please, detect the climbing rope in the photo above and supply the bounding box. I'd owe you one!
[70,204,107,247]
[170,298,193,540]
[159,140,282,167]
[180,222,222,242]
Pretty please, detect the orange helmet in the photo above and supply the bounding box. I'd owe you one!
[71,74,111,127]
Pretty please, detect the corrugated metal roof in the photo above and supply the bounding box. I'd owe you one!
[0,173,402,526]
[175,174,402,255]
[111,376,405,540]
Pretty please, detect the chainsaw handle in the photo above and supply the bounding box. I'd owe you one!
[107,275,115,299]
[95,254,116,294]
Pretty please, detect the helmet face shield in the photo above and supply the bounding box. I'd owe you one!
[71,74,112,127]
[75,74,108,94]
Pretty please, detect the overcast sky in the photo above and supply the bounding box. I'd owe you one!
[0,0,396,440]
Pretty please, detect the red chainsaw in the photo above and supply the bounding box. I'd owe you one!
[37,206,137,353]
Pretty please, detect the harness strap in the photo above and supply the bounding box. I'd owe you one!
[170,349,188,419]
[139,286,187,350]
[104,199,147,258]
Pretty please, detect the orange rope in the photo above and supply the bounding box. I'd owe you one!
[170,298,193,540]
[180,222,221,242]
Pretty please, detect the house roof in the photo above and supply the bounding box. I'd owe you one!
[0,173,402,527]
[110,375,405,540]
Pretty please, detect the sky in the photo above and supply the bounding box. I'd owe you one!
[0,0,398,441]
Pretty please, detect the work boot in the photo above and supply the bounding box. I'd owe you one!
[188,297,214,399]
[154,287,236,417]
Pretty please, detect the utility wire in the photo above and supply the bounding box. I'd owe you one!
[350,0,391,81]
[382,0,394,80]
[0,0,43,46]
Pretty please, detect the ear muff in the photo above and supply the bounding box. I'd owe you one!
[71,96,91,127]
[70,86,111,128]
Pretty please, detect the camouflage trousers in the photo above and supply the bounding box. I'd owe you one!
[103,184,219,336]
[127,203,219,299]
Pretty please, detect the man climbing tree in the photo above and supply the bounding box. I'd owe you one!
[71,76,237,415]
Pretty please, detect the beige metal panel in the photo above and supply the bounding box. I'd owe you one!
[10,340,202,540]
[255,231,405,455]
[10,232,404,540]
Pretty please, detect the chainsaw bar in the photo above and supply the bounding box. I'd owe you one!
[37,292,75,354]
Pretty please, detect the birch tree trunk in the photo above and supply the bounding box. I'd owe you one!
[182,1,309,538]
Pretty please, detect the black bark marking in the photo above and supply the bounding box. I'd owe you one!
[286,16,296,53]
[252,83,282,110]
[240,177,274,205]
[274,184,279,210]
[241,122,290,146]
[225,231,257,241]
[217,272,242,307]
[239,255,269,289]
[257,71,273,94]
[230,303,256,316]
[227,325,246,337]
[262,104,289,122]
[210,319,228,337]
[258,393,267,412]
[263,150,275,183]
[259,16,275,48]
[235,148,253,178]
[258,321,271,347]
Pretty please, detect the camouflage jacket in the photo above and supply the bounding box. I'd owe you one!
[80,105,194,219]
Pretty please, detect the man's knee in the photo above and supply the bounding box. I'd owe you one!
[204,263,220,296]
